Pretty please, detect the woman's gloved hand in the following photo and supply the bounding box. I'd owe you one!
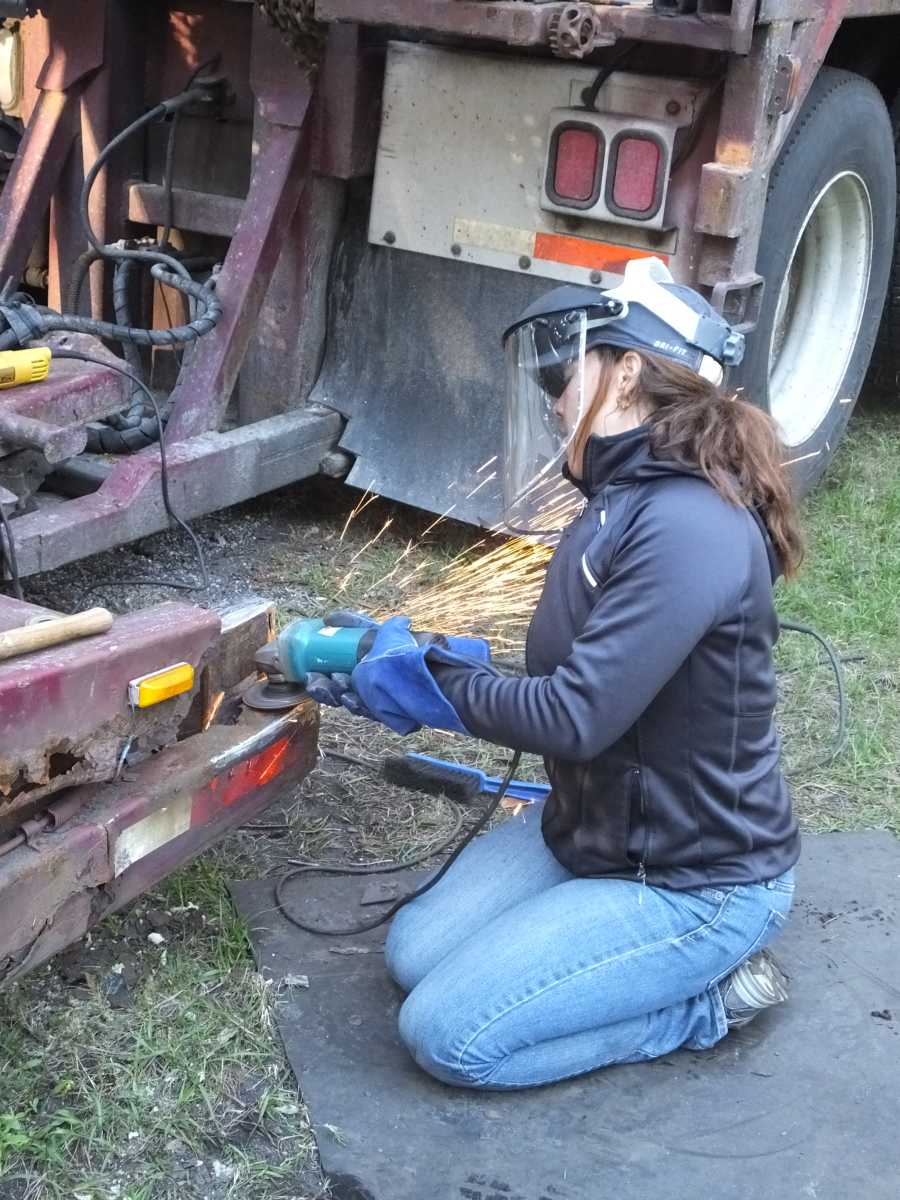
[304,611,378,719]
[305,611,490,734]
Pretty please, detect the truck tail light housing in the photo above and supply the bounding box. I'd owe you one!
[546,122,604,209]
[606,132,666,220]
[541,105,681,235]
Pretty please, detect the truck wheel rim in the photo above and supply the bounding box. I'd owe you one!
[767,171,873,449]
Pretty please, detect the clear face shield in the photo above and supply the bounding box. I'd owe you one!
[502,299,624,539]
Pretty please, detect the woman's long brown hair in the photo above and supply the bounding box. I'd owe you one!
[572,346,805,577]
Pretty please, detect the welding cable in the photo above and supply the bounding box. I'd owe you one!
[0,503,23,600]
[273,749,523,937]
[50,348,210,594]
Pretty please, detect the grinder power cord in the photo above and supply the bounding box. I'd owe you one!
[251,608,512,937]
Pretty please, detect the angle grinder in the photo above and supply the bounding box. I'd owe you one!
[243,616,437,711]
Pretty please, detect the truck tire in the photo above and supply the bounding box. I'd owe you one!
[733,68,895,494]
[869,87,900,397]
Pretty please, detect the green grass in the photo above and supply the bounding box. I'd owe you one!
[0,397,896,1199]
[775,394,900,832]
[0,863,321,1200]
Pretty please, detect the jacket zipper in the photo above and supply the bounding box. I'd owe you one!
[630,767,649,885]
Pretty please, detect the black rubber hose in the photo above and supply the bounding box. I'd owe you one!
[0,85,221,351]
[84,258,156,452]
[78,100,194,278]
[111,256,148,409]
[67,247,101,314]
[0,266,221,351]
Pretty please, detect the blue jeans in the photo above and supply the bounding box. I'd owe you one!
[385,801,795,1090]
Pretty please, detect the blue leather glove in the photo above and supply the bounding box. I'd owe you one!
[305,611,490,734]
[350,615,491,735]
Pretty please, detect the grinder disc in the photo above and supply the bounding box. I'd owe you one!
[243,678,308,711]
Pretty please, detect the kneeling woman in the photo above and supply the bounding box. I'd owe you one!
[330,261,802,1090]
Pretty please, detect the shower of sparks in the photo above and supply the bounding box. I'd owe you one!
[339,484,379,542]
[202,689,225,732]
[399,532,557,650]
[360,538,416,597]
[337,516,395,592]
[420,504,457,540]
[464,471,497,500]
[347,516,394,565]
[331,460,586,650]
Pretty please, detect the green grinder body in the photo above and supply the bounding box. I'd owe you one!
[277,618,375,683]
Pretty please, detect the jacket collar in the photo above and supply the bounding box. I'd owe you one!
[564,426,652,498]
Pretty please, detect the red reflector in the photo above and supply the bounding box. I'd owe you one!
[553,127,602,203]
[612,137,661,213]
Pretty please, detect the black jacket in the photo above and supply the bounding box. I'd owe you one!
[433,426,800,889]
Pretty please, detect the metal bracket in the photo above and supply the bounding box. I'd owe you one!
[711,273,765,333]
[548,5,615,58]
[767,54,797,118]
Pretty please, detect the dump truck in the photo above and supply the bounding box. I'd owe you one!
[0,0,898,977]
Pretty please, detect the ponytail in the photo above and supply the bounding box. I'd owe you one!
[584,347,805,577]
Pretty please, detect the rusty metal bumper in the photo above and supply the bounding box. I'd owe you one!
[0,698,319,984]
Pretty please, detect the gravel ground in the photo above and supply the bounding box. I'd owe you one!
[24,477,354,619]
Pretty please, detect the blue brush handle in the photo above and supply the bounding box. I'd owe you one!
[405,753,549,803]
[480,775,550,802]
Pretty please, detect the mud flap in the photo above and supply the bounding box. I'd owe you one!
[310,188,557,527]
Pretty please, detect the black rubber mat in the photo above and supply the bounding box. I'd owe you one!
[230,831,900,1200]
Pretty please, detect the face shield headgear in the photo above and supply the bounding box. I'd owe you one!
[500,257,745,538]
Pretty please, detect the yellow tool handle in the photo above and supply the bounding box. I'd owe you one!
[0,607,113,662]
[0,347,52,390]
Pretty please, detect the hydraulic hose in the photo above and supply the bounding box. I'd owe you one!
[0,266,220,351]
[0,83,223,352]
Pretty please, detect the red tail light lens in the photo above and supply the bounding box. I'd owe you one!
[547,124,603,208]
[608,134,664,219]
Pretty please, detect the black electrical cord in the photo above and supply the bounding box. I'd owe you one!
[0,504,23,600]
[160,56,221,249]
[50,348,210,594]
[778,619,849,770]
[580,41,637,111]
[274,748,523,936]
[160,110,180,253]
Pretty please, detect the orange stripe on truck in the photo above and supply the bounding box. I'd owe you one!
[533,233,668,273]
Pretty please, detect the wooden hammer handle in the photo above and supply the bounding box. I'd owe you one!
[0,607,114,662]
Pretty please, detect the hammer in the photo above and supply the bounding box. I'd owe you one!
[0,607,114,663]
